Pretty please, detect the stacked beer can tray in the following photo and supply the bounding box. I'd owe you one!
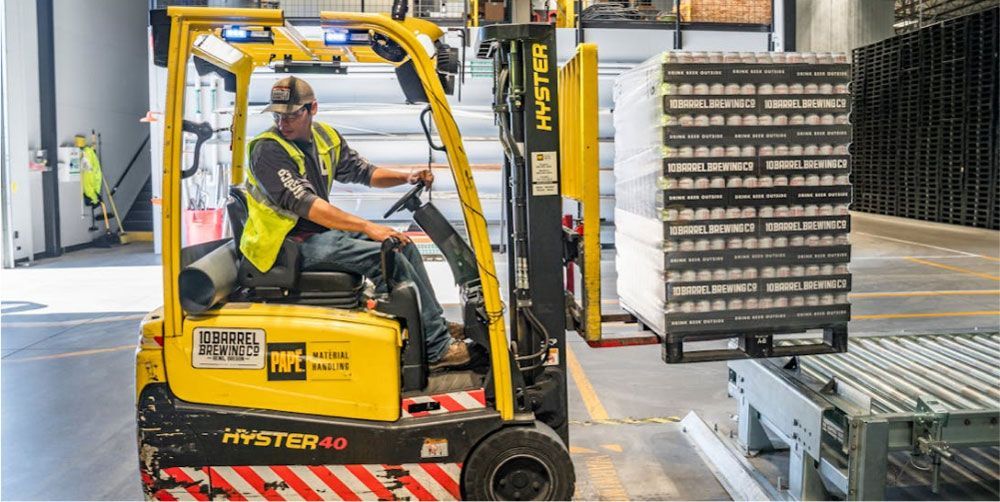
[613,51,853,362]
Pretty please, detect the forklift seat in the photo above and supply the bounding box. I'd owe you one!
[226,186,364,307]
[227,186,429,390]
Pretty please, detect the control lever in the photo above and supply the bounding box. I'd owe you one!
[181,120,214,179]
[380,236,401,290]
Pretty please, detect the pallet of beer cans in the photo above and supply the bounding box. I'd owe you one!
[613,50,852,363]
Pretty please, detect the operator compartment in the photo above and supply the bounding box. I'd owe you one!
[158,7,486,415]
[166,303,402,421]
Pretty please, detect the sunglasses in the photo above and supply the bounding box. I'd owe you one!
[272,103,312,123]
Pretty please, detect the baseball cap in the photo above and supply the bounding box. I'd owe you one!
[263,76,315,114]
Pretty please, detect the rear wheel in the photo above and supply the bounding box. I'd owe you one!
[462,423,574,500]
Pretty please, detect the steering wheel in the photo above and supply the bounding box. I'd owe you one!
[383,179,425,219]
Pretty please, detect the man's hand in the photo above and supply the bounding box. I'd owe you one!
[407,168,434,189]
[363,222,412,246]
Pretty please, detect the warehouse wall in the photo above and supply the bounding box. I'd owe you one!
[2,0,151,261]
[52,0,151,249]
[796,0,894,55]
[2,0,44,259]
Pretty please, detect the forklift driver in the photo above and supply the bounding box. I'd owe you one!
[241,76,470,370]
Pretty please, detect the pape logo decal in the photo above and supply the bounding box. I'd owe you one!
[267,342,307,380]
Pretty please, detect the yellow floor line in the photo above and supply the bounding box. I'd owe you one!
[565,349,627,500]
[125,231,154,242]
[978,255,1000,263]
[849,289,1000,298]
[584,455,630,501]
[853,311,1000,320]
[566,345,609,421]
[904,257,1000,281]
[3,344,135,363]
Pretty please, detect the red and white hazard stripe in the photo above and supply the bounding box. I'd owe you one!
[400,388,486,418]
[151,467,210,501]
[149,463,463,501]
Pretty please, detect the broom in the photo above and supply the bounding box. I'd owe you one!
[94,131,130,244]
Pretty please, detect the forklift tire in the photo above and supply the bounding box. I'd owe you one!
[462,422,575,501]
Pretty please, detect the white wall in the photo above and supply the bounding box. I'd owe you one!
[52,0,151,248]
[1,0,42,261]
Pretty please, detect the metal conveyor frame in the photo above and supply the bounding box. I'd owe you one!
[728,332,1000,500]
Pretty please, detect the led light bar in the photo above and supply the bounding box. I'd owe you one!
[324,30,349,45]
[323,29,370,46]
[221,25,273,43]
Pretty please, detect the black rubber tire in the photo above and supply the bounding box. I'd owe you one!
[462,423,575,501]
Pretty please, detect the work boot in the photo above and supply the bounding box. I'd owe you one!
[430,339,471,370]
[447,321,465,340]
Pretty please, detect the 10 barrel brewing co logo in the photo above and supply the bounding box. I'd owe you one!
[192,328,265,369]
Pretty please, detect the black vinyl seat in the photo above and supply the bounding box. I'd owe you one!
[226,187,364,308]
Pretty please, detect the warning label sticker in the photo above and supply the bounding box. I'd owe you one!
[532,151,558,183]
[421,438,449,458]
[192,328,265,369]
[532,183,559,196]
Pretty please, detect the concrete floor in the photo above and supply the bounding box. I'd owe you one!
[2,211,998,500]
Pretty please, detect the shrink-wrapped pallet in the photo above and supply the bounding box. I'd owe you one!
[613,51,854,351]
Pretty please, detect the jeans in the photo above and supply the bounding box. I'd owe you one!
[300,229,451,362]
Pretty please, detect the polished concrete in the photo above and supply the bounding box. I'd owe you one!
[2,212,998,500]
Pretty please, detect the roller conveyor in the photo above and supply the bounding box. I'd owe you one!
[728,332,1000,500]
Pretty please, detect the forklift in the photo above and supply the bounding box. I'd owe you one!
[137,4,593,500]
[138,4,832,500]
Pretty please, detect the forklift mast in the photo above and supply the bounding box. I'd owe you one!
[479,24,569,442]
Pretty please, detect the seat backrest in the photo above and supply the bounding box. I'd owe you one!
[227,185,300,289]
[227,186,248,254]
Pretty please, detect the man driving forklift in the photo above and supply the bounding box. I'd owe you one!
[244,75,469,369]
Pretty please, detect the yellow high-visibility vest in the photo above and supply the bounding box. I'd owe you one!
[241,122,341,272]
[81,146,102,206]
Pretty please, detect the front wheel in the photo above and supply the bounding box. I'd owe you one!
[462,423,575,501]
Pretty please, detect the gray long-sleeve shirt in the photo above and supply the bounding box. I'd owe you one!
[249,133,376,236]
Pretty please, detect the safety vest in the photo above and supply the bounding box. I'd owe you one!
[241,122,342,272]
[81,146,102,206]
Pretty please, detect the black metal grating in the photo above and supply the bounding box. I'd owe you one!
[852,7,999,229]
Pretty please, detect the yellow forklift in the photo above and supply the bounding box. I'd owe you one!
[137,4,596,500]
[136,3,854,499]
